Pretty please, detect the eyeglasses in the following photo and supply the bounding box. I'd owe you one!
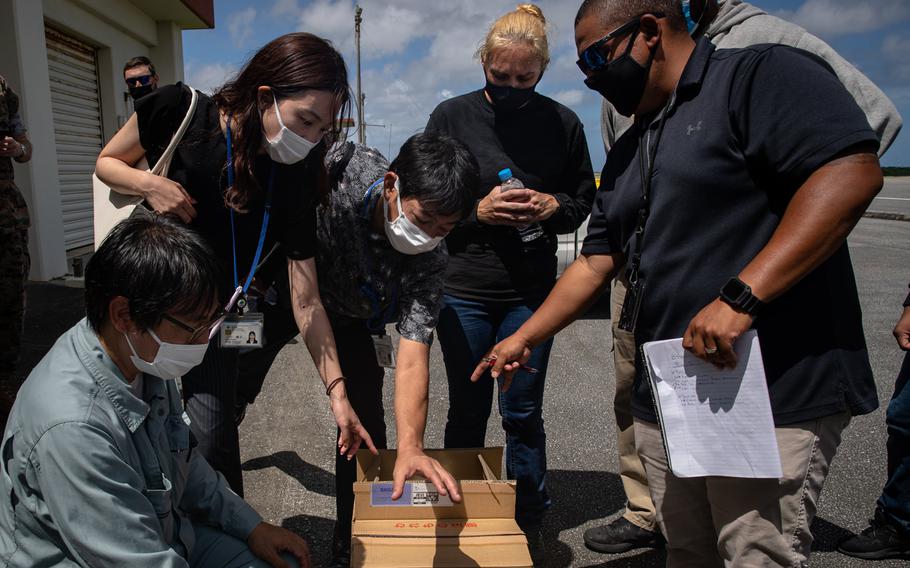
[126,75,154,87]
[576,12,665,74]
[162,311,225,343]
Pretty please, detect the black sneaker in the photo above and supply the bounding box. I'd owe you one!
[838,509,910,560]
[583,517,664,554]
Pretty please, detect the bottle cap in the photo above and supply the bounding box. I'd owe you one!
[498,168,512,181]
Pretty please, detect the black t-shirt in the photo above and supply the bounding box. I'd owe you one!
[135,83,319,290]
[581,39,880,425]
[426,90,596,303]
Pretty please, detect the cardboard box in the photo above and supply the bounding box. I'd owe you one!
[351,447,532,568]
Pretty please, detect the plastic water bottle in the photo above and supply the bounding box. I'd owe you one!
[498,168,544,243]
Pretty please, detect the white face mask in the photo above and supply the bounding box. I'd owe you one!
[264,93,319,164]
[383,179,444,255]
[124,328,208,381]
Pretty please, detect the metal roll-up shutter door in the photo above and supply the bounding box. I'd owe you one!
[45,26,103,251]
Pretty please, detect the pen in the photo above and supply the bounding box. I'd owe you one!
[481,356,539,374]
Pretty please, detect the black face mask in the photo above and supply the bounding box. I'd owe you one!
[484,80,536,112]
[128,84,155,101]
[583,29,655,117]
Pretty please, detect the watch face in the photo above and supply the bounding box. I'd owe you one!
[721,279,747,303]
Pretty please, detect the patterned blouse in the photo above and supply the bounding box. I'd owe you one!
[316,143,447,345]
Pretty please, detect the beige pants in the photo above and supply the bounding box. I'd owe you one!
[611,272,658,531]
[634,411,851,568]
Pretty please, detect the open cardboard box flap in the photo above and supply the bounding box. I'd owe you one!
[355,448,504,481]
[351,448,532,568]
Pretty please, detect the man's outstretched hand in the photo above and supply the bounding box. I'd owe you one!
[391,447,461,503]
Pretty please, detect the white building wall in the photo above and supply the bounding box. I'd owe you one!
[0,0,187,280]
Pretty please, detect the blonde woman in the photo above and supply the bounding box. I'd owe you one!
[426,3,596,543]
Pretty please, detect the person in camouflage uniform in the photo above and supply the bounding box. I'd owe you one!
[0,74,33,424]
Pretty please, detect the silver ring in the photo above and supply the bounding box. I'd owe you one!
[705,346,718,355]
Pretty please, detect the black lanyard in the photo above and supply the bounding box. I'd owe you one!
[627,101,671,286]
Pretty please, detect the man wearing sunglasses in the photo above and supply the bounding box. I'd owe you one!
[124,56,159,101]
[480,0,885,565]
[0,216,310,567]
[584,0,903,556]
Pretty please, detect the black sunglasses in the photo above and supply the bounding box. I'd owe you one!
[126,75,154,87]
[576,12,665,74]
[162,311,225,343]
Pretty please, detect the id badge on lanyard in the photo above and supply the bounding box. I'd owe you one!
[216,117,274,350]
[220,312,265,349]
[371,333,396,369]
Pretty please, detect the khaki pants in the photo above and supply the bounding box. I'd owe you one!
[611,271,658,531]
[634,411,851,568]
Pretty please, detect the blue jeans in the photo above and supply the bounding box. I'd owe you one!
[878,351,910,536]
[437,294,553,528]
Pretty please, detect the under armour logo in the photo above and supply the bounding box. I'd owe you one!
[687,121,703,136]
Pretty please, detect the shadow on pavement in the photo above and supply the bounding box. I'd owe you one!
[540,468,628,567]
[811,515,853,552]
[280,514,336,566]
[242,451,336,497]
[579,549,667,567]
[17,282,85,383]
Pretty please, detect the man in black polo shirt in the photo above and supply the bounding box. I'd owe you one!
[478,0,884,565]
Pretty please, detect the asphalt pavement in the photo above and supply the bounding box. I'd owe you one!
[237,215,910,567]
[869,176,910,219]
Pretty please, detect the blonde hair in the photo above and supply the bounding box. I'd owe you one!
[478,4,550,71]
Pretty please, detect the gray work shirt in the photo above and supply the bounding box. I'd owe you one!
[0,319,262,567]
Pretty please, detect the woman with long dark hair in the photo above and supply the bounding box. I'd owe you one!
[96,33,376,495]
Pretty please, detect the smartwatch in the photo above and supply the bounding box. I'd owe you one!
[719,277,764,316]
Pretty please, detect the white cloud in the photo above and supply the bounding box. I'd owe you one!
[272,0,298,19]
[297,1,429,60]
[252,0,605,159]
[882,34,910,83]
[227,7,257,48]
[551,89,585,107]
[774,0,910,38]
[297,0,354,46]
[185,62,238,94]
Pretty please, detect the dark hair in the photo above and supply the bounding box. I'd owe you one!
[390,133,479,219]
[575,0,686,31]
[85,215,225,333]
[212,33,351,211]
[123,56,156,77]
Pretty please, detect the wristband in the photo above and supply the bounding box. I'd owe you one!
[903,289,910,308]
[326,377,346,396]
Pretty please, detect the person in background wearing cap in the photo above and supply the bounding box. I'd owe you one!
[124,56,159,101]
[588,0,903,555]
[0,73,32,426]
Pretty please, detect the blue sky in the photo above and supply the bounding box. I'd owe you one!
[183,0,910,167]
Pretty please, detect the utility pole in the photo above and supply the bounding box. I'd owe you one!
[355,5,365,144]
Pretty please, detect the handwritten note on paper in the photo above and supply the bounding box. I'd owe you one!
[642,330,782,479]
